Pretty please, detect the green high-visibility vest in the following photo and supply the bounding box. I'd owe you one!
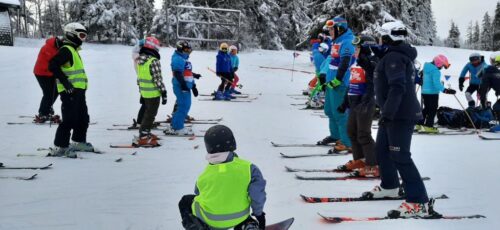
[192,157,252,229]
[137,57,161,98]
[56,45,87,93]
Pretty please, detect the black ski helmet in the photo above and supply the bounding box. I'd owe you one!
[204,125,236,154]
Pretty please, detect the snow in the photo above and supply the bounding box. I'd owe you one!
[0,0,19,6]
[0,38,499,229]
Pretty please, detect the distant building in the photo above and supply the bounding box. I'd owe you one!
[0,0,20,46]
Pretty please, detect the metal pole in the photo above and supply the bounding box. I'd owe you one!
[453,94,480,134]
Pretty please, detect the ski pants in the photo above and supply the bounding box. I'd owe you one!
[172,77,192,130]
[217,72,234,92]
[324,86,351,147]
[465,84,480,106]
[418,94,439,127]
[36,75,59,116]
[231,72,240,89]
[137,97,146,124]
[54,89,89,147]
[347,96,376,166]
[376,120,429,203]
[139,97,160,135]
[179,195,257,230]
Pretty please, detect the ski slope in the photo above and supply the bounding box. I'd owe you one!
[0,38,498,229]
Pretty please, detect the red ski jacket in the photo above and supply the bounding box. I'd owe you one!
[33,37,61,77]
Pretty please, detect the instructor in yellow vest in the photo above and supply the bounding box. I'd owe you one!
[47,22,94,158]
[179,125,267,230]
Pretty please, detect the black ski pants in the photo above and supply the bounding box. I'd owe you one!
[419,94,439,127]
[35,75,59,116]
[139,97,160,135]
[347,96,376,166]
[376,120,429,203]
[217,72,234,92]
[54,89,89,147]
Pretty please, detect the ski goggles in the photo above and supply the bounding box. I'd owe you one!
[75,29,88,40]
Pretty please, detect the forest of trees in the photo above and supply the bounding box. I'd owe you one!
[18,0,500,51]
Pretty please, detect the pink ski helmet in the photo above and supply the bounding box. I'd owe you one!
[433,54,450,69]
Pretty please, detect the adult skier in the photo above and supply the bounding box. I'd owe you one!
[132,36,166,146]
[163,41,201,136]
[229,45,241,94]
[214,43,234,100]
[459,53,487,107]
[363,21,432,218]
[178,125,267,230]
[479,55,500,115]
[33,36,63,123]
[318,17,356,153]
[416,55,456,133]
[47,23,95,157]
[337,35,379,177]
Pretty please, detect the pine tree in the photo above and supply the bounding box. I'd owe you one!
[466,21,473,49]
[473,21,481,50]
[493,2,500,50]
[481,12,493,50]
[445,21,460,48]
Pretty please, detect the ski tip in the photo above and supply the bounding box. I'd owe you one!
[26,174,38,180]
[284,165,294,172]
[421,177,431,181]
[437,194,449,199]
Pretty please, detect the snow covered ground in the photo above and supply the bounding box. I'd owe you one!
[0,38,499,229]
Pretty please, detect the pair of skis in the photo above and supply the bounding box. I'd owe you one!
[0,163,53,180]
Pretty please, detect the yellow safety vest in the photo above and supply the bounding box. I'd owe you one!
[137,57,161,98]
[192,157,252,229]
[56,45,87,93]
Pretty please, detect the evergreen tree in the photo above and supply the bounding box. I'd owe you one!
[473,21,481,49]
[445,21,460,48]
[466,21,473,48]
[492,2,500,50]
[481,12,493,50]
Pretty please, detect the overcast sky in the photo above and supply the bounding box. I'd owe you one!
[155,0,499,39]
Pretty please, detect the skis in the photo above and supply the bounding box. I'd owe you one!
[7,121,97,125]
[198,98,255,103]
[200,93,250,98]
[414,131,477,135]
[0,163,52,170]
[265,217,294,230]
[271,142,333,148]
[318,213,485,223]
[478,134,500,140]
[280,152,349,158]
[295,174,431,181]
[285,166,350,173]
[300,194,448,203]
[110,144,158,148]
[0,173,38,180]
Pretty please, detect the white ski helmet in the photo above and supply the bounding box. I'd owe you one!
[64,22,88,43]
[318,43,329,53]
[379,21,408,42]
[229,45,238,51]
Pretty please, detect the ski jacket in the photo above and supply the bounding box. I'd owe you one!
[312,48,326,74]
[460,61,487,85]
[422,62,445,94]
[34,37,60,77]
[374,43,422,121]
[230,54,239,71]
[479,65,500,107]
[171,50,193,89]
[216,51,232,73]
[328,29,355,86]
[194,152,266,217]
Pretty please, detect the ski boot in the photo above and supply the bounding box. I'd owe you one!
[128,119,139,129]
[70,142,96,152]
[419,126,439,134]
[163,126,194,136]
[362,185,402,200]
[223,90,236,100]
[47,146,77,158]
[328,143,352,154]
[213,91,226,101]
[231,87,242,95]
[33,115,49,123]
[387,200,430,218]
[357,165,380,177]
[317,136,338,145]
[337,159,365,171]
[133,135,160,147]
[185,115,195,122]
[414,124,423,132]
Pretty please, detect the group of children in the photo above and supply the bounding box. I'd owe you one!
[214,43,241,100]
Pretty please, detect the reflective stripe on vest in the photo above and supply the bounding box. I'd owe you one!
[137,57,161,98]
[57,45,87,93]
[192,157,252,228]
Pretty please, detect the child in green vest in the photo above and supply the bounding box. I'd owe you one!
[178,125,267,230]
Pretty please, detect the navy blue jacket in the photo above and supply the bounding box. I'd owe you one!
[216,51,232,73]
[374,43,422,121]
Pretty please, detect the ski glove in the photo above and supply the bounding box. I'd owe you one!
[192,84,199,97]
[326,78,342,89]
[443,88,456,95]
[459,78,465,92]
[193,73,202,79]
[254,213,266,230]
[161,91,167,105]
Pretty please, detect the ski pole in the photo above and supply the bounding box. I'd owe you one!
[207,67,243,89]
[452,94,480,134]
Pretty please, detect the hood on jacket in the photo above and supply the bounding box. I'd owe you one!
[387,43,418,61]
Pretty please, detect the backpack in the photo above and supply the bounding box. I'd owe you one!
[437,106,467,129]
